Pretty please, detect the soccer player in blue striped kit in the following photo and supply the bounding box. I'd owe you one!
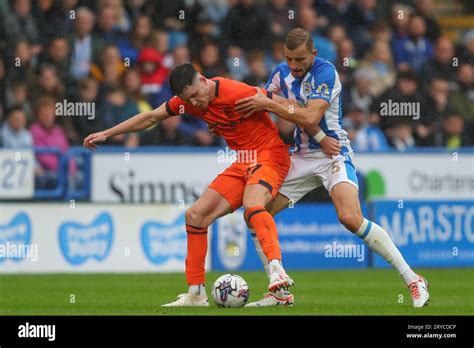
[235,28,430,308]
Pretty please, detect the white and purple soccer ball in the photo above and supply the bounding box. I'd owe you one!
[211,274,250,308]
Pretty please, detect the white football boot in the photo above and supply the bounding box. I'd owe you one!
[268,266,295,292]
[245,291,294,307]
[408,275,430,308]
[161,292,209,307]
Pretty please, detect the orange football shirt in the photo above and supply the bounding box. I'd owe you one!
[165,77,286,151]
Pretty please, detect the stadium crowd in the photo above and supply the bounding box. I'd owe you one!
[0,0,473,165]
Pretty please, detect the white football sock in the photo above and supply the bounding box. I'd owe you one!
[189,284,206,296]
[268,259,283,273]
[356,218,418,285]
[249,229,270,278]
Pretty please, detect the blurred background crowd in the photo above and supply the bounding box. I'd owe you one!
[0,0,473,163]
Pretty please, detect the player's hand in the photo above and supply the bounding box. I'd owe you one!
[208,124,219,136]
[235,87,270,118]
[319,136,341,157]
[83,131,108,150]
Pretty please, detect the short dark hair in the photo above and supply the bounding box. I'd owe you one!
[284,28,313,51]
[6,104,25,118]
[169,63,198,95]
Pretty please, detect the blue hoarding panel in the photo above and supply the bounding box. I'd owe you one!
[372,200,474,268]
[212,203,369,271]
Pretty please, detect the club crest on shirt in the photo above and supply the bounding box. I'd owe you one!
[302,81,311,96]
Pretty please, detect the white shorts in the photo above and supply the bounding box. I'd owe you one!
[279,146,359,203]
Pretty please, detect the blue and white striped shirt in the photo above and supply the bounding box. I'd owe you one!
[265,57,350,155]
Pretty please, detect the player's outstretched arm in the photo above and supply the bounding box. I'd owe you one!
[83,102,172,150]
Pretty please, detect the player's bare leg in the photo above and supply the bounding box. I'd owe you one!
[246,193,295,307]
[242,184,294,292]
[162,189,233,307]
[330,182,429,308]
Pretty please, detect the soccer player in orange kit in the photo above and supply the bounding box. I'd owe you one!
[84,63,312,306]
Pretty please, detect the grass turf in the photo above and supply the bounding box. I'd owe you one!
[0,269,473,315]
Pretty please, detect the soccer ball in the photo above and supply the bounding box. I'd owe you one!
[211,274,250,308]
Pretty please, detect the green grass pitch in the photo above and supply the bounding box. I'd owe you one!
[0,269,473,315]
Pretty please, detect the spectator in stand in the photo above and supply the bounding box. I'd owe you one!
[268,0,293,40]
[392,15,433,72]
[328,24,347,47]
[440,113,472,148]
[417,76,452,146]
[226,45,249,81]
[335,38,358,85]
[344,66,376,115]
[224,0,272,51]
[375,70,423,134]
[171,46,191,68]
[344,0,377,55]
[195,41,226,79]
[390,3,412,42]
[414,0,440,42]
[369,22,392,45]
[421,36,457,84]
[124,0,146,20]
[149,30,174,68]
[29,65,66,102]
[388,120,416,151]
[145,0,188,50]
[449,63,474,123]
[29,96,74,188]
[123,67,151,114]
[459,29,474,64]
[358,40,397,97]
[68,7,104,80]
[95,4,124,45]
[2,0,39,54]
[344,104,389,152]
[265,40,285,73]
[116,15,152,65]
[155,115,187,146]
[32,0,63,46]
[5,79,33,124]
[1,106,32,148]
[188,14,220,61]
[316,0,350,27]
[71,77,105,141]
[90,44,125,89]
[137,46,172,108]
[7,40,36,82]
[298,6,336,63]
[56,0,78,32]
[243,51,269,88]
[39,37,72,87]
[102,0,131,33]
[102,87,140,147]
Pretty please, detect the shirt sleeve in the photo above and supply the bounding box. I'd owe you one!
[308,65,338,103]
[165,95,186,116]
[265,66,282,93]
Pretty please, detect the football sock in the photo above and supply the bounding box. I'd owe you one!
[244,206,281,261]
[268,259,283,273]
[356,218,418,285]
[249,228,270,278]
[185,224,208,286]
[189,284,206,296]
